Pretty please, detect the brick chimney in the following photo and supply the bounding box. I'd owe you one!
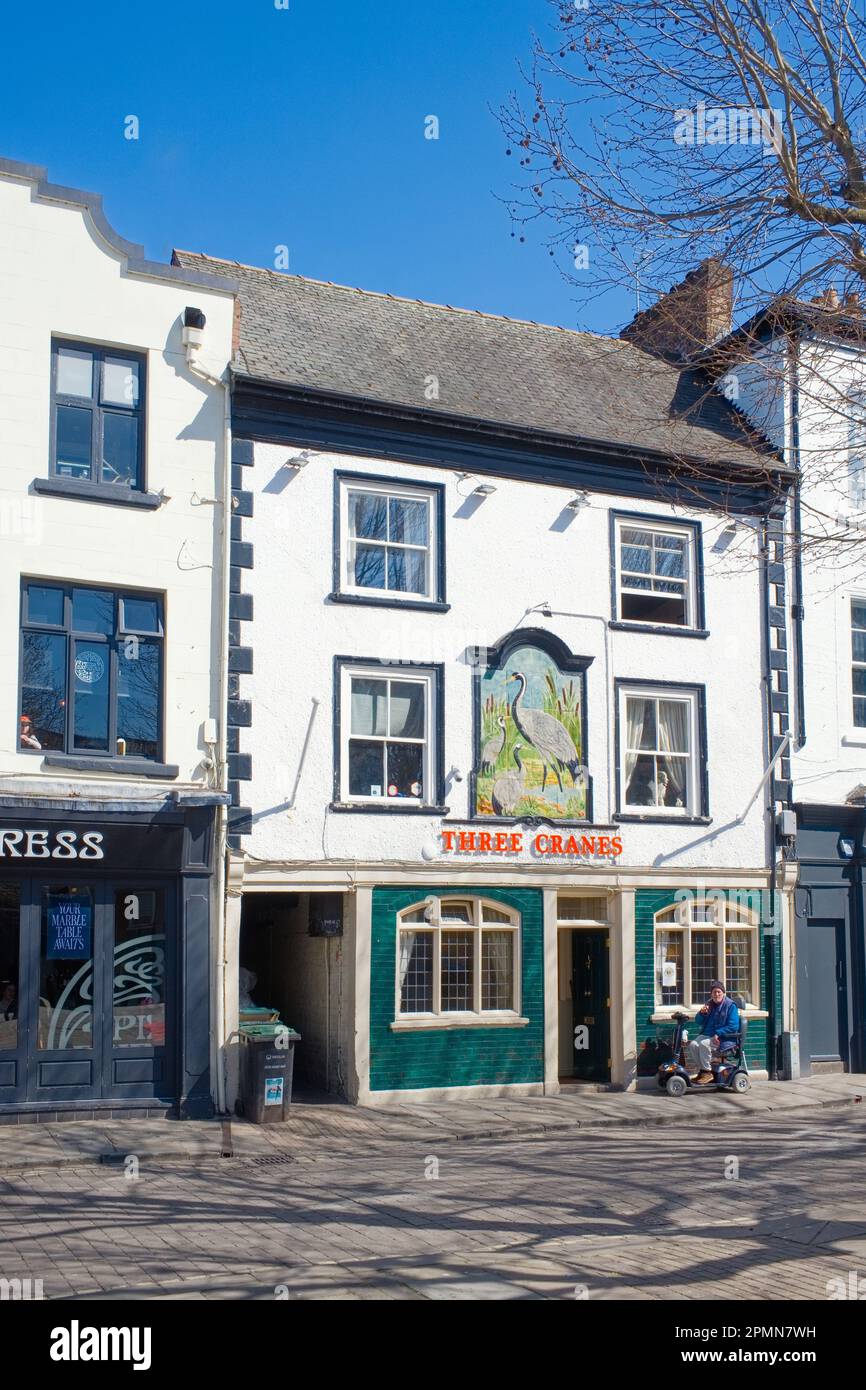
[620,258,733,361]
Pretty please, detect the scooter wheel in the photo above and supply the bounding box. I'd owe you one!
[665,1074,687,1097]
[732,1072,751,1093]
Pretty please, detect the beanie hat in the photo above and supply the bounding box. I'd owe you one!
[710,980,726,993]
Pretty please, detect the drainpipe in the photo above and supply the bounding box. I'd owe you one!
[789,337,807,749]
[183,313,232,1117]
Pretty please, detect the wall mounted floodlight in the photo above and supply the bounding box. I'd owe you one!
[473,482,496,497]
[284,450,311,470]
[566,490,589,512]
[181,306,207,350]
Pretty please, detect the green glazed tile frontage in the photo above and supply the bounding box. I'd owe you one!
[635,889,781,1072]
[370,886,544,1092]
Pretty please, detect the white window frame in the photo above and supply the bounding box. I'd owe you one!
[614,516,698,629]
[395,897,522,1020]
[653,900,759,1012]
[851,595,866,731]
[339,662,435,805]
[339,476,437,601]
[618,684,700,817]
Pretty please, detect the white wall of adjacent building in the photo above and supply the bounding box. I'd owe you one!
[0,167,235,785]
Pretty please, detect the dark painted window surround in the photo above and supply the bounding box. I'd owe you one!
[613,678,710,824]
[608,509,709,638]
[331,656,447,813]
[35,338,162,509]
[19,580,176,779]
[329,470,449,612]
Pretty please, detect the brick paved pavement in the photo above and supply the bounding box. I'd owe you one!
[1,1110,865,1300]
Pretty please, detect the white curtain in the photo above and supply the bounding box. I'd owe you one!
[398,931,416,989]
[658,699,689,804]
[625,697,647,788]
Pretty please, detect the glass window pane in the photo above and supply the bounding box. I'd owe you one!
[73,640,110,751]
[26,584,64,627]
[654,535,686,578]
[656,928,683,1006]
[113,889,166,1048]
[386,742,424,797]
[387,547,428,595]
[657,755,689,808]
[625,755,656,806]
[440,903,472,923]
[626,697,656,750]
[659,699,690,753]
[390,497,428,545]
[389,681,425,738]
[481,931,514,1009]
[101,412,139,485]
[121,596,160,633]
[350,492,387,540]
[691,930,719,1003]
[352,544,386,590]
[725,930,753,1005]
[621,529,652,570]
[852,603,866,629]
[399,931,433,1013]
[21,631,67,751]
[482,906,512,923]
[351,678,387,736]
[55,405,92,478]
[854,669,866,696]
[853,630,866,663]
[39,886,94,1050]
[117,640,160,758]
[441,931,473,1011]
[56,347,93,398]
[348,739,385,797]
[0,884,20,1051]
[855,696,866,728]
[102,357,140,407]
[73,589,114,635]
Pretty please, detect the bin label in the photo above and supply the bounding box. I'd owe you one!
[264,1076,285,1107]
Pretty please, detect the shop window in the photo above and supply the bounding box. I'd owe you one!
[113,889,166,1048]
[613,515,700,628]
[653,900,758,1010]
[0,884,20,1052]
[336,473,444,605]
[618,683,704,816]
[51,340,146,490]
[19,580,164,760]
[336,660,441,806]
[397,898,519,1017]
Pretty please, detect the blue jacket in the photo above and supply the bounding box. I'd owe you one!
[696,995,740,1042]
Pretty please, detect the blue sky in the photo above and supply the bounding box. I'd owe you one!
[0,0,631,335]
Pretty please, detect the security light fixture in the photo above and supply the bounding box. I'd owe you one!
[473,482,496,497]
[181,306,207,350]
[839,836,856,860]
[566,490,589,512]
[284,450,311,470]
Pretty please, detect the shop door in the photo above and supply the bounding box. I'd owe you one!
[0,884,26,1105]
[571,930,611,1082]
[806,918,849,1069]
[25,881,173,1105]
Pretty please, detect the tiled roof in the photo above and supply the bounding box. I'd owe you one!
[173,251,777,470]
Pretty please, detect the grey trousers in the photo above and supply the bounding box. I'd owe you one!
[684,1035,714,1072]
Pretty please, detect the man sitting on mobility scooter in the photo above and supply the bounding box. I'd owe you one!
[686,981,740,1085]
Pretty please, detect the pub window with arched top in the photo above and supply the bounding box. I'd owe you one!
[654,898,759,1010]
[397,898,520,1018]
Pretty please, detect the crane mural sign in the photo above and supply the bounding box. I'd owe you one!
[473,630,593,823]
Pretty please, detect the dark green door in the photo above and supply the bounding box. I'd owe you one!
[571,930,610,1082]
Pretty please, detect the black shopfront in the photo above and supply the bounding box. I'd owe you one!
[794,803,866,1076]
[0,797,219,1118]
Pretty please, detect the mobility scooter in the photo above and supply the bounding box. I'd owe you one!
[657,997,751,1097]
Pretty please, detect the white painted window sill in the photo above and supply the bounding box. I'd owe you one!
[650,1009,769,1024]
[390,1015,530,1032]
[842,730,866,747]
